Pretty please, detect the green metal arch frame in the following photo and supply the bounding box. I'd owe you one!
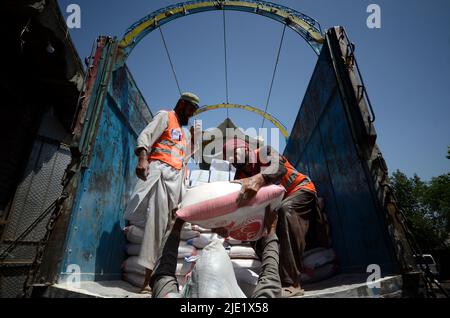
[117,0,324,62]
[195,103,289,139]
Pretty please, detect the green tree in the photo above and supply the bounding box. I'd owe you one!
[423,173,450,232]
[390,170,449,252]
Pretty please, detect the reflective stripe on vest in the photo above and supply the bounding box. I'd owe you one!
[148,111,186,170]
[158,139,186,152]
[280,158,316,196]
[290,177,316,194]
[283,170,300,191]
[150,148,184,160]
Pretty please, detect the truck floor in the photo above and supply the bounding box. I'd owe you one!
[43,274,402,298]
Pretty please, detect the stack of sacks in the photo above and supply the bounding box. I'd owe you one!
[210,170,232,183]
[223,242,338,294]
[224,245,338,295]
[121,223,200,289]
[209,159,235,183]
[182,224,229,288]
[176,180,284,296]
[188,159,235,188]
[122,225,146,288]
[300,247,338,285]
[210,158,233,172]
[189,170,210,187]
[223,238,261,297]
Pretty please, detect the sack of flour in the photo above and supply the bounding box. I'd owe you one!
[176,181,284,241]
[181,240,246,298]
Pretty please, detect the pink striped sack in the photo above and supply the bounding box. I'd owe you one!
[176,181,285,241]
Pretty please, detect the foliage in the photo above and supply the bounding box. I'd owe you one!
[390,170,449,252]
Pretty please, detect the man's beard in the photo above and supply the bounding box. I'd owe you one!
[179,114,189,126]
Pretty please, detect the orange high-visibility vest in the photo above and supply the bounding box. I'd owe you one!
[235,148,316,197]
[148,111,186,170]
[279,157,316,196]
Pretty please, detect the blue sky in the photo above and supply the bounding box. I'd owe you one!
[58,0,450,180]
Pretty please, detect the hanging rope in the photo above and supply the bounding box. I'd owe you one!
[159,26,182,95]
[261,24,287,130]
[223,9,230,118]
[223,9,231,174]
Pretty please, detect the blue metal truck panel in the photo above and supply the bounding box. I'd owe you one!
[60,43,152,281]
[284,28,397,273]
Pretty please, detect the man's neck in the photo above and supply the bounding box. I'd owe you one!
[173,110,182,127]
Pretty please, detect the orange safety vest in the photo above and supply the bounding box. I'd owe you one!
[279,157,316,197]
[235,148,316,197]
[148,111,186,170]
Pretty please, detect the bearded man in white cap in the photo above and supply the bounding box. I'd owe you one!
[124,92,200,293]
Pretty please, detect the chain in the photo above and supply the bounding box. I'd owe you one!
[22,192,68,298]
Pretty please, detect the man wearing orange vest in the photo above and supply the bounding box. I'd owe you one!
[124,92,200,293]
[223,138,325,297]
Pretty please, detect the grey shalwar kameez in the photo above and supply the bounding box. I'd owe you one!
[124,111,187,270]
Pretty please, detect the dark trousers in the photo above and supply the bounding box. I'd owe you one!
[255,189,319,287]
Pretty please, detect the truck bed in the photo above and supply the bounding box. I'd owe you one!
[44,274,402,298]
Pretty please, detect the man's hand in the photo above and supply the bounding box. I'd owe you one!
[172,217,185,233]
[136,149,149,181]
[167,210,186,236]
[232,174,266,207]
[264,205,278,236]
[212,227,230,238]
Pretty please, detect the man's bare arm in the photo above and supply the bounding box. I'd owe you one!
[135,148,149,181]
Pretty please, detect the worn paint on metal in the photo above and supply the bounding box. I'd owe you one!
[72,38,107,144]
[284,32,397,273]
[60,39,152,281]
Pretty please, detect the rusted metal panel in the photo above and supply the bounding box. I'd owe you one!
[71,38,107,143]
[56,38,152,282]
[285,28,398,273]
[328,27,377,159]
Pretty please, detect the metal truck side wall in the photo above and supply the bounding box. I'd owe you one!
[284,30,397,273]
[59,41,152,282]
